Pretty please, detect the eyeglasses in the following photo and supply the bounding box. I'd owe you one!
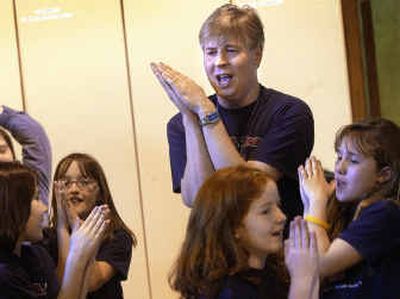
[60,178,97,190]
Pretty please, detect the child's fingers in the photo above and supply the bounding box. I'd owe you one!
[293,216,303,248]
[304,158,313,178]
[289,219,295,247]
[309,231,318,254]
[296,217,303,248]
[80,206,100,231]
[71,215,81,232]
[298,165,306,182]
[83,205,109,234]
[90,211,106,235]
[94,219,110,241]
[301,219,310,248]
[310,156,318,175]
[284,239,290,258]
[54,181,66,203]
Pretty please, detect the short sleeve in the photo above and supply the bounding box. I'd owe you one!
[254,99,314,179]
[339,200,400,262]
[96,230,133,280]
[167,113,186,193]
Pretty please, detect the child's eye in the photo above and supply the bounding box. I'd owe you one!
[226,48,238,53]
[261,209,270,215]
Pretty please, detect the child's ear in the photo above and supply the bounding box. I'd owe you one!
[377,166,393,184]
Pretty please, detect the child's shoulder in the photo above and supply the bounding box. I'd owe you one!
[363,199,400,216]
[356,199,400,229]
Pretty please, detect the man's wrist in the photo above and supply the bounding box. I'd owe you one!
[199,110,220,127]
[197,101,220,127]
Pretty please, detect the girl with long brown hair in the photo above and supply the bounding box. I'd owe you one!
[170,165,319,299]
[299,118,400,299]
[49,153,136,299]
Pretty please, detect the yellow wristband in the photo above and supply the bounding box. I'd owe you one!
[304,215,330,230]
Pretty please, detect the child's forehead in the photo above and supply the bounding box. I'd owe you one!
[337,136,368,156]
[250,181,280,206]
[337,137,357,151]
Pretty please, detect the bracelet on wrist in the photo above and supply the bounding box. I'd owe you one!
[304,215,330,230]
[199,110,220,127]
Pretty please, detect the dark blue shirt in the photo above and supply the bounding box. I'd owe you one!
[0,244,59,299]
[198,268,287,299]
[322,200,400,299]
[42,228,133,299]
[167,86,314,220]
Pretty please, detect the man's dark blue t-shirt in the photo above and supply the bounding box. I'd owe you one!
[167,85,314,220]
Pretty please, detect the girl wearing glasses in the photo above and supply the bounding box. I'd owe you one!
[48,153,136,299]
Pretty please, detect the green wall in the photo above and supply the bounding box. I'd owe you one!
[371,0,400,125]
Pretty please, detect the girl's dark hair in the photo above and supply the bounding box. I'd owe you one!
[169,165,287,298]
[0,128,16,160]
[0,162,37,251]
[50,153,136,246]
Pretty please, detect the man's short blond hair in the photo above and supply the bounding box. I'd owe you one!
[199,4,265,52]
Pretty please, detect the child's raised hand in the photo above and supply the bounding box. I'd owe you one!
[54,180,79,230]
[69,205,110,258]
[54,180,70,229]
[298,156,335,216]
[285,217,319,299]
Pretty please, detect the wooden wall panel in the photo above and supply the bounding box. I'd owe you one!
[248,0,352,169]
[2,1,354,298]
[14,0,149,298]
[0,0,22,108]
[123,0,226,298]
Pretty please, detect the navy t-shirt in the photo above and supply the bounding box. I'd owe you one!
[42,228,133,299]
[167,85,314,220]
[0,244,59,299]
[200,268,287,299]
[321,200,400,299]
[88,229,133,299]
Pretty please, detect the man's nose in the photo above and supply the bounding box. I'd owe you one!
[215,51,228,66]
